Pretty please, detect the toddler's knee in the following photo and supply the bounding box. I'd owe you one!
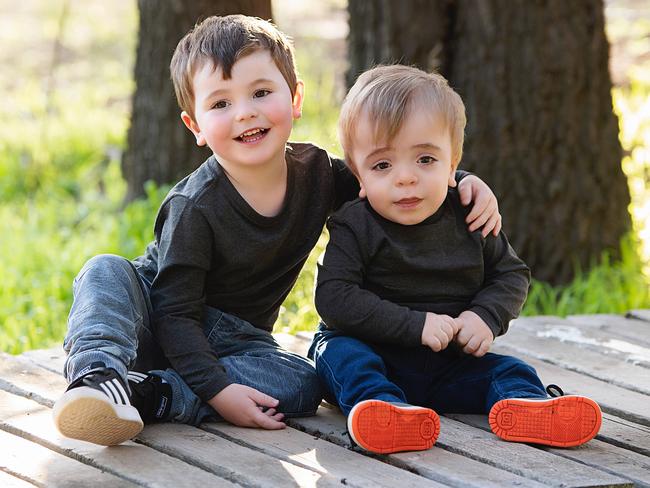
[76,254,133,283]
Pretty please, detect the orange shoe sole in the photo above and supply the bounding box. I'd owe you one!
[347,400,440,454]
[489,395,602,447]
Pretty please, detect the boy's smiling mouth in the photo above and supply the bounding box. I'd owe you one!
[235,128,269,143]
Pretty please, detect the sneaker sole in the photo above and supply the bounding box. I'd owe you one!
[53,387,144,446]
[347,400,440,454]
[489,395,602,447]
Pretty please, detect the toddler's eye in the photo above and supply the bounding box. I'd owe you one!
[418,156,437,165]
[372,161,391,171]
[254,89,271,98]
[213,100,229,109]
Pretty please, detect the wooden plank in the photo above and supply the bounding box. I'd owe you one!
[599,413,650,457]
[510,316,650,368]
[497,319,650,395]
[1,353,346,487]
[285,405,549,488]
[448,414,650,488]
[0,429,137,487]
[0,390,237,488]
[204,418,538,488]
[0,352,67,407]
[204,422,446,488]
[0,471,37,487]
[567,314,650,347]
[137,423,345,488]
[289,406,629,488]
[492,343,650,427]
[20,347,66,375]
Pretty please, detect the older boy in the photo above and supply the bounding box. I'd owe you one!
[53,16,500,446]
[309,65,602,454]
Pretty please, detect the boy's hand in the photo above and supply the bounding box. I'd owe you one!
[454,311,493,357]
[421,312,459,352]
[457,175,502,237]
[208,384,286,430]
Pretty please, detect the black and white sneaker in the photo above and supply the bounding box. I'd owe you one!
[127,371,172,423]
[53,362,144,446]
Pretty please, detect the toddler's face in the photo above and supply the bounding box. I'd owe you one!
[351,109,456,225]
[181,49,302,171]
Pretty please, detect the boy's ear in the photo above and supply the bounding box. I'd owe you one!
[448,161,459,188]
[292,80,305,119]
[181,111,206,147]
[358,180,367,199]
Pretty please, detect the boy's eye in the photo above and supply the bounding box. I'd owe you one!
[372,161,391,171]
[417,155,437,165]
[213,100,229,109]
[254,89,271,98]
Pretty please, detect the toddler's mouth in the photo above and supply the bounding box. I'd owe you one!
[235,128,269,143]
[395,197,422,208]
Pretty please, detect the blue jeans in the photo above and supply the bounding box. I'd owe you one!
[309,325,546,416]
[64,254,322,425]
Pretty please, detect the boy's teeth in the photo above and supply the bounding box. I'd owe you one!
[242,129,262,137]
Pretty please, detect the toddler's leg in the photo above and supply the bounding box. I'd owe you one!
[310,328,439,454]
[152,308,323,425]
[63,254,155,381]
[54,254,170,445]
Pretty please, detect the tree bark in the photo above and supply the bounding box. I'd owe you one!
[346,0,630,285]
[122,0,273,202]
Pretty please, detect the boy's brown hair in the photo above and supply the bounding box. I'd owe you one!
[170,15,298,120]
[339,65,466,171]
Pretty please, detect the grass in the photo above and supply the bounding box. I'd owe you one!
[1,1,650,353]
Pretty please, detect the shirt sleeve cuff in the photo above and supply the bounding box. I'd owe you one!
[194,370,233,402]
[468,305,501,338]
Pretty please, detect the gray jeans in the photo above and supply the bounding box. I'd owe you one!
[63,254,322,425]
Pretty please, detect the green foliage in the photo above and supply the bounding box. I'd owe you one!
[523,234,650,316]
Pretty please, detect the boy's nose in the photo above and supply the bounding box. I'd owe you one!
[395,169,417,186]
[235,102,258,121]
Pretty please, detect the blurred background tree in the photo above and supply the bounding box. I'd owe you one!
[347,0,630,285]
[123,0,272,202]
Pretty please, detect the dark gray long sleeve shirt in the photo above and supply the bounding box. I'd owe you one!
[133,143,358,401]
[315,189,531,347]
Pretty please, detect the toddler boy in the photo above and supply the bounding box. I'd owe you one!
[310,64,602,454]
[53,16,499,446]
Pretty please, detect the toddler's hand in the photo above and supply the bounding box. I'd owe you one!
[457,175,502,237]
[454,310,493,357]
[208,384,286,430]
[421,312,458,352]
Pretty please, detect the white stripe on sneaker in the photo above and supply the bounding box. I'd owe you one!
[112,378,131,406]
[105,380,125,405]
[127,372,147,383]
[100,383,118,403]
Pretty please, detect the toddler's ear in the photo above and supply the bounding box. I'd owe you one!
[359,183,367,199]
[181,111,206,146]
[448,165,458,188]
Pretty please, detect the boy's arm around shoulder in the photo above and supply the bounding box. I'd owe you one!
[151,195,231,401]
[315,204,426,347]
[468,228,531,338]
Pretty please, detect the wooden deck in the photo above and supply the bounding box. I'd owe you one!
[1,312,650,487]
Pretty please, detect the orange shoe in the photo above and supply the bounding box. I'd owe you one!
[347,399,440,454]
[489,392,602,447]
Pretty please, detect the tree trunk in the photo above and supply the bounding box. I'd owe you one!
[122,0,273,202]
[346,0,630,285]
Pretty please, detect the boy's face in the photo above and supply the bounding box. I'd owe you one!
[181,49,303,170]
[351,109,457,225]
